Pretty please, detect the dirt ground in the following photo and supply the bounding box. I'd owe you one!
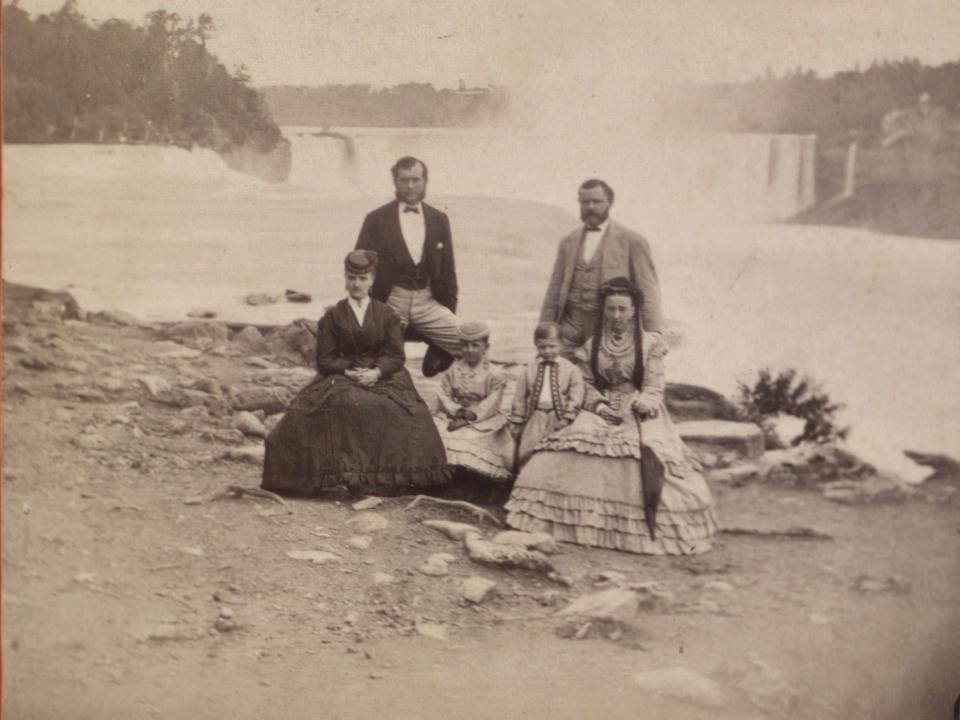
[2,301,959,720]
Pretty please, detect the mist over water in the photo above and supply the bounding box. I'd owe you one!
[3,134,958,483]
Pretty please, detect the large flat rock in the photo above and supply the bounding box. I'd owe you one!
[677,420,765,464]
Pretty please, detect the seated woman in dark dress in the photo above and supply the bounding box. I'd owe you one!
[261,250,450,496]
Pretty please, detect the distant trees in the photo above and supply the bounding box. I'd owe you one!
[2,1,283,153]
[260,83,509,128]
[670,58,960,143]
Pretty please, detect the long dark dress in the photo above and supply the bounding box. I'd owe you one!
[261,298,450,495]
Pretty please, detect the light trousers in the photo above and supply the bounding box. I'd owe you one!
[387,286,462,356]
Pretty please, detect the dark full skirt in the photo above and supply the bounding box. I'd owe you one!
[261,371,450,496]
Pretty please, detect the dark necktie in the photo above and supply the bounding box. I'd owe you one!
[585,225,601,232]
[404,206,420,214]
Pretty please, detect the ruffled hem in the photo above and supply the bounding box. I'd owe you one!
[504,488,717,556]
[445,446,514,481]
[535,433,640,459]
[262,465,450,497]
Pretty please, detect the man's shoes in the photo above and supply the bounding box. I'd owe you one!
[422,344,454,378]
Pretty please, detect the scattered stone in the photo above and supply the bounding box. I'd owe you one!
[18,354,54,371]
[560,584,674,624]
[808,613,831,625]
[347,512,389,534]
[758,444,876,487]
[54,408,74,422]
[179,546,205,557]
[903,449,960,484]
[372,572,396,585]
[219,447,266,465]
[422,519,482,541]
[632,667,726,709]
[285,550,341,564]
[148,341,202,359]
[415,622,447,641]
[96,378,127,394]
[593,570,627,585]
[536,590,566,608]
[245,293,279,306]
[233,326,267,352]
[88,309,143,327]
[677,420,765,463]
[230,387,291,415]
[461,577,497,604]
[263,322,318,365]
[164,418,188,435]
[245,356,278,370]
[347,535,373,551]
[234,411,267,438]
[74,433,109,450]
[160,321,230,349]
[852,574,911,595]
[191,378,223,396]
[464,532,555,574]
[491,530,558,554]
[418,557,450,577]
[180,405,209,421]
[702,581,735,594]
[709,464,760,487]
[64,360,91,373]
[352,497,384,512]
[285,289,312,303]
[218,607,234,620]
[183,496,205,506]
[187,308,217,319]
[214,617,237,633]
[138,375,172,398]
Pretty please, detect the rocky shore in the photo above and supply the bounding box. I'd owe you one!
[3,283,958,720]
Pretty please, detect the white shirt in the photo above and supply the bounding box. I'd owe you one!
[347,296,370,326]
[536,360,557,408]
[398,203,426,263]
[581,218,609,263]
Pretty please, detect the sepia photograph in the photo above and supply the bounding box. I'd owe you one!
[2,1,959,718]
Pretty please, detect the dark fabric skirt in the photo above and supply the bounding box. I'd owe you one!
[261,371,450,496]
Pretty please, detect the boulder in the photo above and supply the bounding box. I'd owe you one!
[491,530,558,554]
[230,387,291,414]
[758,444,883,488]
[220,446,265,464]
[233,326,268,353]
[245,293,279,306]
[160,321,230,349]
[560,583,674,624]
[138,375,172,398]
[664,383,739,422]
[285,289,312,303]
[88,309,145,327]
[234,411,267,438]
[759,413,807,449]
[264,321,317,366]
[677,421,765,464]
[422,519,483,541]
[347,512,389,534]
[285,550,341,564]
[148,341,202,360]
[461,577,497,604]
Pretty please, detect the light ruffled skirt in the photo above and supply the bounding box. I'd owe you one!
[434,414,515,481]
[505,403,717,555]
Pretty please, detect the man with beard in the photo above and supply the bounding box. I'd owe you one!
[539,178,663,359]
[355,156,460,377]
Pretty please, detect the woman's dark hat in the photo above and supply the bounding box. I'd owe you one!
[344,250,378,274]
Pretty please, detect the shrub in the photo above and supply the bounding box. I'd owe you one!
[735,368,849,444]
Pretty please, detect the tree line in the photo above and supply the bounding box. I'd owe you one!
[1,1,283,153]
[259,83,509,128]
[668,58,960,143]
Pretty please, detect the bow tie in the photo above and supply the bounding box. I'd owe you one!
[403,206,420,214]
[585,225,602,232]
[538,358,556,365]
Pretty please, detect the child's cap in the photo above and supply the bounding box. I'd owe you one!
[457,321,490,342]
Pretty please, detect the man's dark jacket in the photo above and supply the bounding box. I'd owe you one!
[355,200,458,313]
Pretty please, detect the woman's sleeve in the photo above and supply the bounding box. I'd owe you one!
[374,308,406,379]
[637,335,667,404]
[436,369,462,417]
[508,368,528,424]
[578,343,606,411]
[565,365,586,421]
[472,372,507,422]
[315,312,351,375]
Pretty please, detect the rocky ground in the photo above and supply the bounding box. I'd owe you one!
[3,286,959,720]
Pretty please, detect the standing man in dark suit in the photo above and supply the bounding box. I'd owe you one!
[540,178,664,359]
[355,156,460,376]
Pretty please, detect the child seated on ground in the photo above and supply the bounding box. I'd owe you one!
[433,321,514,481]
[508,321,585,468]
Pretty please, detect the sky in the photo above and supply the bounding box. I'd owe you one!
[14,0,960,88]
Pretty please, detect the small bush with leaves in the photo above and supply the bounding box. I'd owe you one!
[735,368,849,444]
